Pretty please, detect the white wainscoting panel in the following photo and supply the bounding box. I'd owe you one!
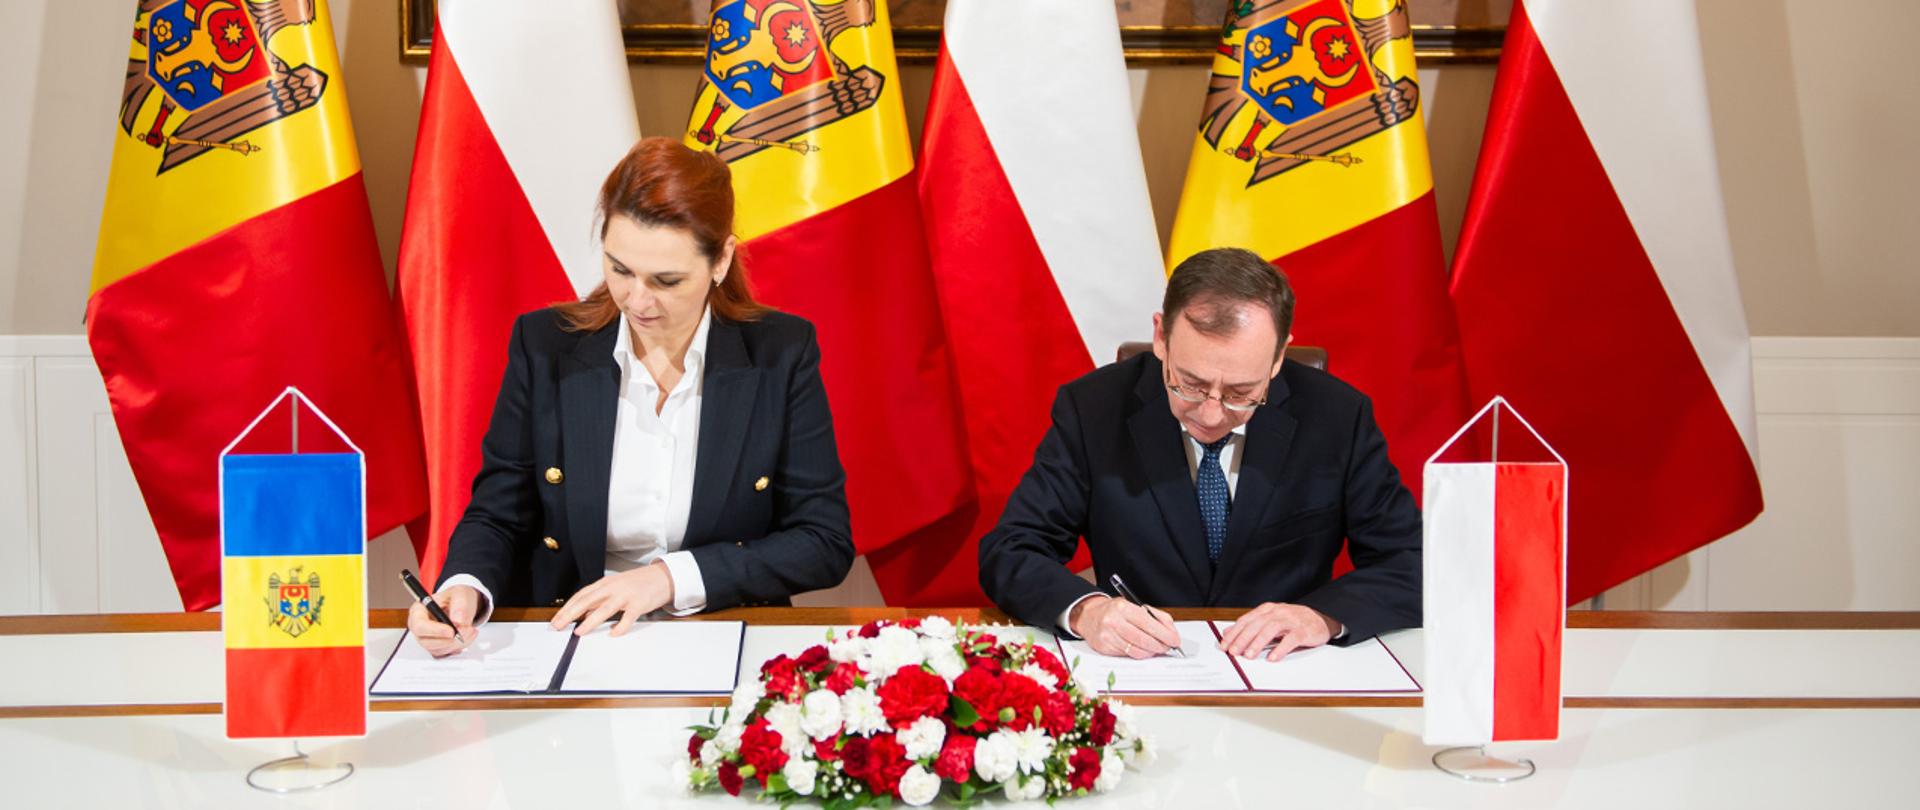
[8,336,1918,615]
[0,355,36,615]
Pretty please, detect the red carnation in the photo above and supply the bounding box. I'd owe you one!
[824,663,861,694]
[856,729,913,794]
[843,733,912,797]
[857,621,884,639]
[951,667,1003,732]
[740,719,789,776]
[762,655,803,701]
[687,732,705,763]
[1040,690,1076,737]
[718,760,744,796]
[1030,645,1072,687]
[877,665,950,729]
[1089,703,1117,746]
[934,733,977,783]
[795,644,832,673]
[814,737,842,762]
[997,673,1049,731]
[1068,746,1101,791]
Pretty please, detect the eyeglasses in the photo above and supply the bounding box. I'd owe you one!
[1163,364,1268,413]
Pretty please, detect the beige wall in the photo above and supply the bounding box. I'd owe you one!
[2,0,1914,336]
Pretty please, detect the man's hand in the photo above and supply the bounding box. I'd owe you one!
[1070,595,1183,659]
[408,585,480,658]
[552,561,676,637]
[1217,602,1341,662]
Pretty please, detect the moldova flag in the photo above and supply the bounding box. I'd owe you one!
[222,389,366,739]
[685,0,973,602]
[1166,0,1471,501]
[89,0,426,610]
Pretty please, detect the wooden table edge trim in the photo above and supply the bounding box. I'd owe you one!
[4,610,1919,635]
[6,696,1919,719]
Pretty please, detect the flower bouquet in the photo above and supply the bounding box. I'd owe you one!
[678,617,1153,805]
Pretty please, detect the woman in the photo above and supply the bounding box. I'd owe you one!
[410,137,853,655]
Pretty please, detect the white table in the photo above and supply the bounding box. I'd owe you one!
[2,609,1916,808]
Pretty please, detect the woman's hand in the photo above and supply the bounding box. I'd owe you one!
[408,585,480,658]
[551,561,677,637]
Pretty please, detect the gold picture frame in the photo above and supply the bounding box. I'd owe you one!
[398,1,1506,66]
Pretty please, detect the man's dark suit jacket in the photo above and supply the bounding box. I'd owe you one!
[978,352,1422,643]
[437,309,854,610]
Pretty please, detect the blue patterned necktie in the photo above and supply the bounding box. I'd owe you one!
[1196,436,1232,562]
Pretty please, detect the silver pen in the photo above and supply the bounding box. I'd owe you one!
[1108,574,1187,658]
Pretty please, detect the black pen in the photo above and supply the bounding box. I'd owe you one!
[1108,574,1186,658]
[399,569,465,644]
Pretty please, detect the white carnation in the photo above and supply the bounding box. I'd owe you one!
[829,635,867,664]
[839,687,889,737]
[714,721,744,755]
[1094,748,1124,792]
[699,739,721,765]
[763,701,808,755]
[1016,662,1058,690]
[918,615,957,640]
[863,626,926,680]
[729,680,762,720]
[898,715,947,760]
[898,764,941,806]
[921,637,967,682]
[671,758,694,792]
[782,757,818,796]
[799,689,844,741]
[1109,700,1138,740]
[973,731,1018,783]
[1003,772,1047,802]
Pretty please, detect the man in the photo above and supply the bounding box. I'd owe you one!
[978,247,1421,661]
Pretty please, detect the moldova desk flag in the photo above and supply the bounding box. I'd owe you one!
[222,389,367,739]
[1167,0,1471,500]
[89,0,426,611]
[685,0,973,602]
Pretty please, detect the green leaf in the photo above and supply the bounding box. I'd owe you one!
[951,694,980,728]
[766,773,790,793]
[959,782,977,801]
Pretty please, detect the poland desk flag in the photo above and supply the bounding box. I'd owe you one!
[221,388,368,739]
[1423,397,1566,745]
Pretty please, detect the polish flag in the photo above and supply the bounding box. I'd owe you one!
[1449,0,1763,603]
[1423,398,1566,744]
[893,2,1166,603]
[397,0,639,584]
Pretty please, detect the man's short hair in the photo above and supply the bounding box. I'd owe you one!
[1163,247,1295,346]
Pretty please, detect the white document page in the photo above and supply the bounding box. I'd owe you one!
[560,620,744,694]
[1215,622,1420,693]
[1058,621,1249,693]
[371,622,575,695]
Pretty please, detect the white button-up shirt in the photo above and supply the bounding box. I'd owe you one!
[444,309,713,622]
[603,306,710,613]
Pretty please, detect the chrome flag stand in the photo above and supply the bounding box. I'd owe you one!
[221,388,369,792]
[1422,397,1568,784]
[245,741,354,793]
[1431,746,1537,783]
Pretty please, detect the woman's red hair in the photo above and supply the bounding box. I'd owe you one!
[553,136,767,331]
